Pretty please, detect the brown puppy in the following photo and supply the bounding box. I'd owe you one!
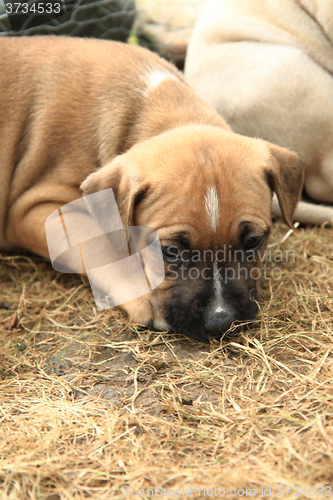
[0,36,303,341]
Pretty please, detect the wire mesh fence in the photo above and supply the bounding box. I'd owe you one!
[0,0,136,41]
[0,0,206,69]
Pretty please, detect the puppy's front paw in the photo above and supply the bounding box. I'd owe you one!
[120,294,153,327]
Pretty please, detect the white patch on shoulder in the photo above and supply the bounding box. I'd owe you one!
[205,186,220,231]
[145,68,178,94]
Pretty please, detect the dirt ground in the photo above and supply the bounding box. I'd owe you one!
[1,222,333,499]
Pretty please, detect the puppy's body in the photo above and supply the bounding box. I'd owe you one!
[1,37,223,254]
[1,37,303,341]
[185,0,333,223]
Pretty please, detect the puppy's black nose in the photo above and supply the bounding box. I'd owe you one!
[204,308,236,334]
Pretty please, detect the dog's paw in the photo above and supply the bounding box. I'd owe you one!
[121,294,153,327]
[120,295,171,332]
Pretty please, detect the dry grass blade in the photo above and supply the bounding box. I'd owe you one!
[0,222,333,499]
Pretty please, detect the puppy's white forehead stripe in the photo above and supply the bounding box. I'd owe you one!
[145,69,178,93]
[205,186,220,231]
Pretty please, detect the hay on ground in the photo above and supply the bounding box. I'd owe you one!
[0,222,333,499]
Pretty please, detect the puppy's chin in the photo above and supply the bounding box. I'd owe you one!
[124,298,256,342]
[166,320,252,343]
[121,276,258,342]
[146,288,259,342]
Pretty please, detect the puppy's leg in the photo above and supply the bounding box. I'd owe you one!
[6,200,154,325]
[304,154,333,204]
[272,195,333,226]
[7,201,66,259]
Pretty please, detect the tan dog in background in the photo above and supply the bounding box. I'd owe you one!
[185,0,333,225]
[0,37,303,341]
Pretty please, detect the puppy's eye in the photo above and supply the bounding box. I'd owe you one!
[244,235,263,250]
[162,246,181,262]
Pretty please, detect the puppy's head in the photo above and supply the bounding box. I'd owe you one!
[81,126,303,341]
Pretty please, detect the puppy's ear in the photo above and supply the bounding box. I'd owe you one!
[80,155,149,228]
[266,144,304,228]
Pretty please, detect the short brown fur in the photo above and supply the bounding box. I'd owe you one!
[0,36,303,339]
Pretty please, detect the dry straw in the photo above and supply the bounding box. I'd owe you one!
[0,222,332,499]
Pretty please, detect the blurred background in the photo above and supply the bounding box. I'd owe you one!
[0,0,207,70]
